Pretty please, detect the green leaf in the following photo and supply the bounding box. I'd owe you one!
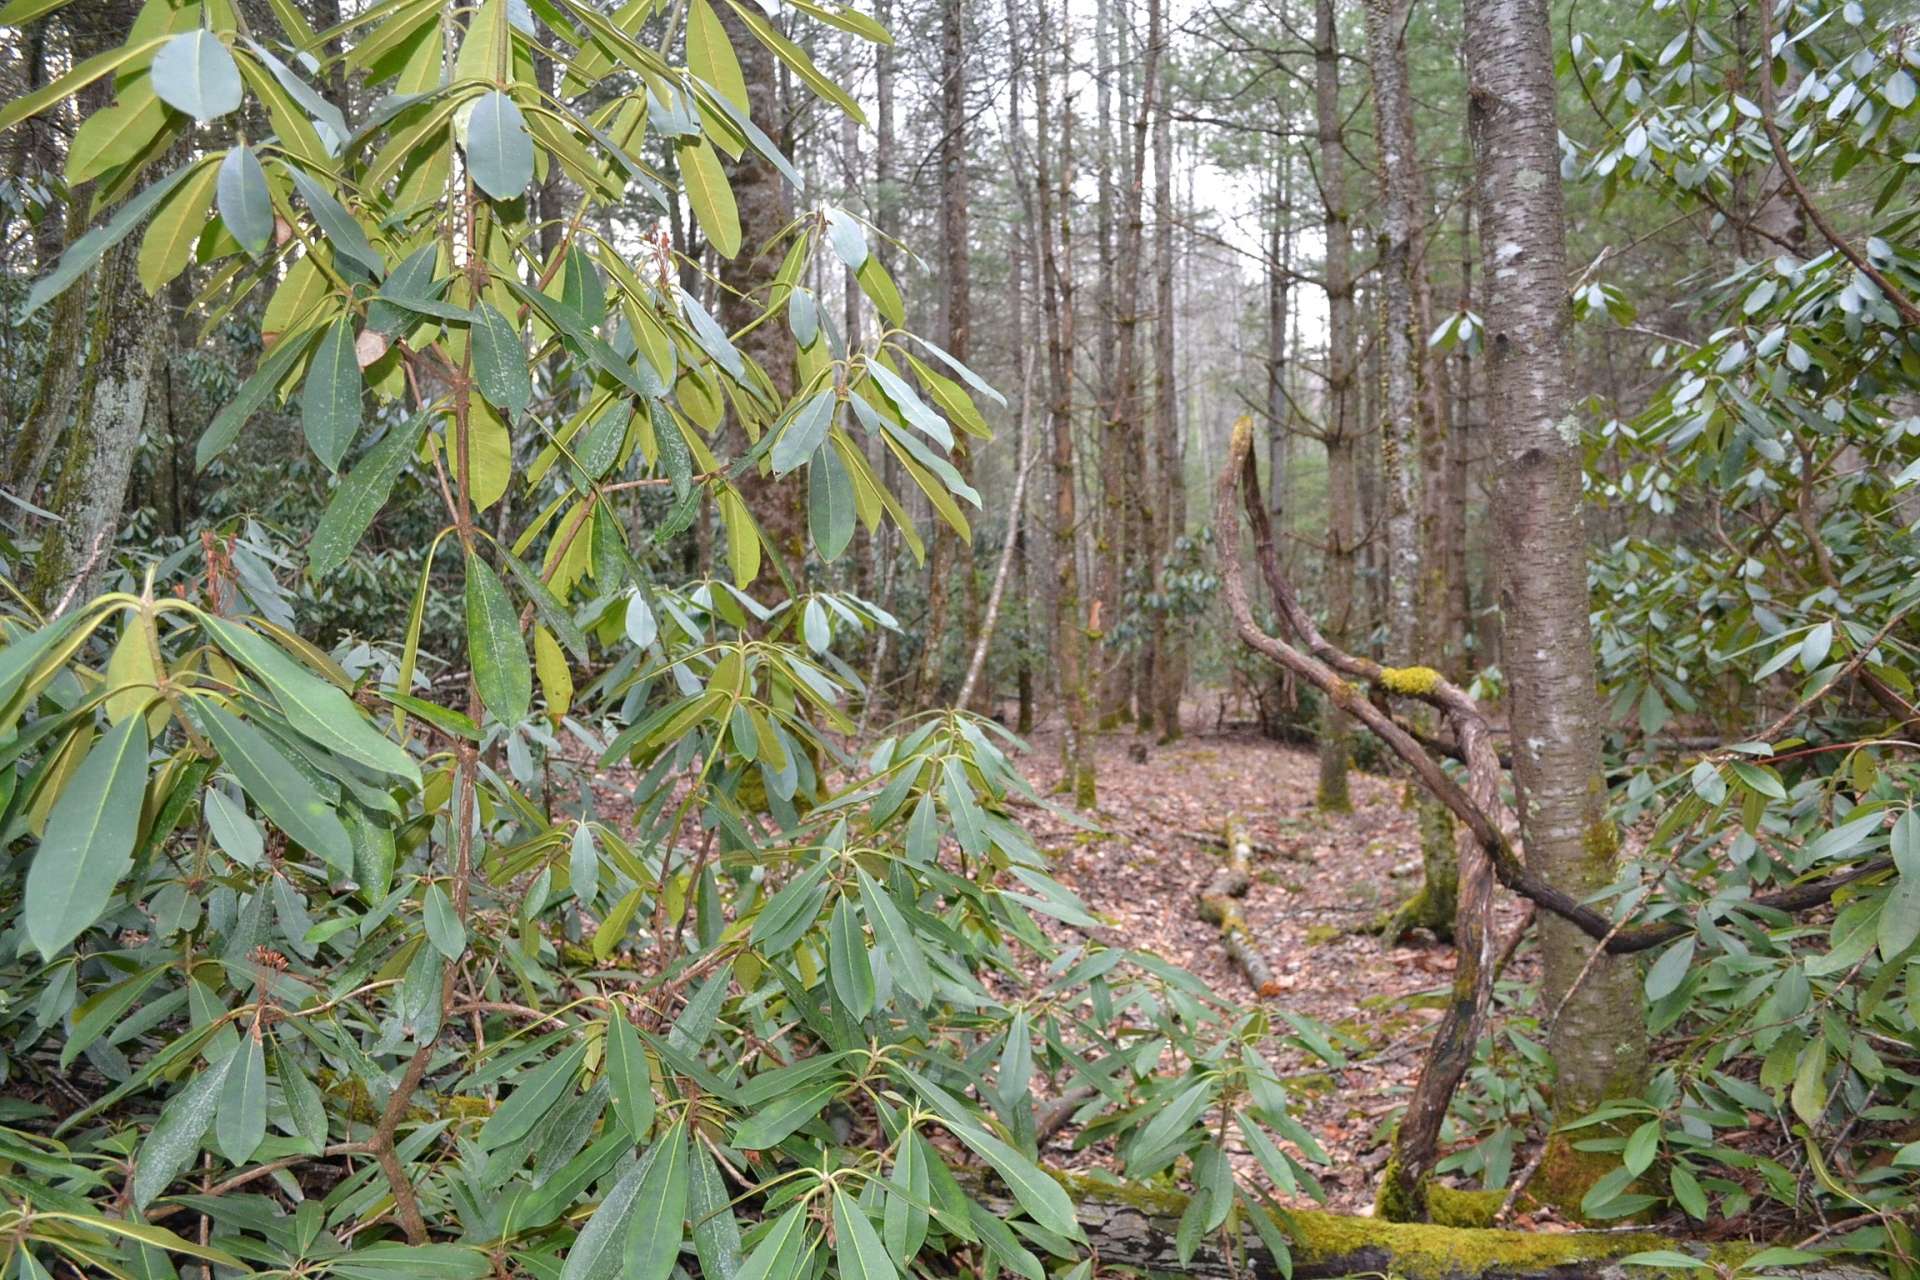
[133,1049,235,1209]
[771,390,835,477]
[197,325,328,469]
[828,893,874,1019]
[735,1205,808,1280]
[857,868,931,1003]
[1668,1163,1707,1220]
[688,1138,743,1280]
[424,882,465,959]
[216,1033,267,1164]
[833,1187,897,1280]
[301,315,364,471]
[558,1143,653,1280]
[678,136,740,258]
[470,300,530,418]
[478,1043,586,1150]
[1622,1119,1660,1176]
[605,1013,654,1141]
[286,166,385,279]
[26,160,198,317]
[309,412,430,578]
[1617,1251,1707,1269]
[1880,872,1920,961]
[151,30,242,122]
[893,1067,1083,1240]
[199,614,420,786]
[467,89,534,200]
[190,702,353,874]
[25,715,148,957]
[623,1119,688,1280]
[1129,1078,1213,1172]
[216,144,275,255]
[328,1244,492,1279]
[731,1080,838,1150]
[0,32,169,132]
[1644,936,1694,1001]
[465,552,531,725]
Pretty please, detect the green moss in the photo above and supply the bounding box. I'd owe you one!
[1303,924,1342,947]
[1426,1186,1509,1229]
[1584,815,1623,866]
[1073,766,1097,810]
[1051,1169,1704,1280]
[1275,1205,1677,1278]
[1377,665,1443,696]
[1530,1135,1645,1224]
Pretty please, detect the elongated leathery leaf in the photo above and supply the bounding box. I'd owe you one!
[24,716,148,958]
[465,552,530,726]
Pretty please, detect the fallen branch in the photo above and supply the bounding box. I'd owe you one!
[1195,816,1282,996]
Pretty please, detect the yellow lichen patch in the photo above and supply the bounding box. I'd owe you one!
[1377,665,1444,696]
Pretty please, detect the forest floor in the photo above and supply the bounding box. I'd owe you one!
[1011,719,1541,1217]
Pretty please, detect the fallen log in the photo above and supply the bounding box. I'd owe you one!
[978,1174,1880,1280]
[1195,817,1282,996]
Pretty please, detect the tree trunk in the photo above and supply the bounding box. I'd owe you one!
[28,238,158,612]
[1313,0,1357,813]
[1148,0,1183,742]
[1036,0,1095,808]
[715,4,802,594]
[1463,0,1650,1210]
[915,0,973,705]
[1365,0,1457,946]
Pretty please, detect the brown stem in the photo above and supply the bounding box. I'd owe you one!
[1753,2,1920,329]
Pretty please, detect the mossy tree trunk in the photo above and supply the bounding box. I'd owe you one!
[1463,0,1650,1208]
[28,237,159,613]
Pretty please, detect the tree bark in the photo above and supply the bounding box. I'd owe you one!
[1148,0,1183,741]
[28,238,159,612]
[915,0,973,704]
[715,4,803,595]
[1463,0,1650,1207]
[1036,0,1095,808]
[1364,0,1457,944]
[1313,0,1357,813]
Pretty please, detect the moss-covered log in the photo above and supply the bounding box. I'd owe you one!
[1195,817,1280,995]
[994,1175,1877,1280]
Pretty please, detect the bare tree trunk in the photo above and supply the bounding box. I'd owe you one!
[716,4,802,595]
[28,239,158,612]
[1463,0,1649,1209]
[1148,0,1182,741]
[1314,0,1357,812]
[1365,0,1457,947]
[1036,0,1095,807]
[915,0,973,705]
[957,355,1036,710]
[1267,156,1291,548]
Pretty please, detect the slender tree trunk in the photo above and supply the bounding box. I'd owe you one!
[916,0,973,704]
[1314,0,1357,812]
[1366,0,1457,945]
[958,355,1036,710]
[1148,0,1182,741]
[1036,1,1095,807]
[716,4,802,595]
[1463,0,1649,1210]
[1267,156,1291,549]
